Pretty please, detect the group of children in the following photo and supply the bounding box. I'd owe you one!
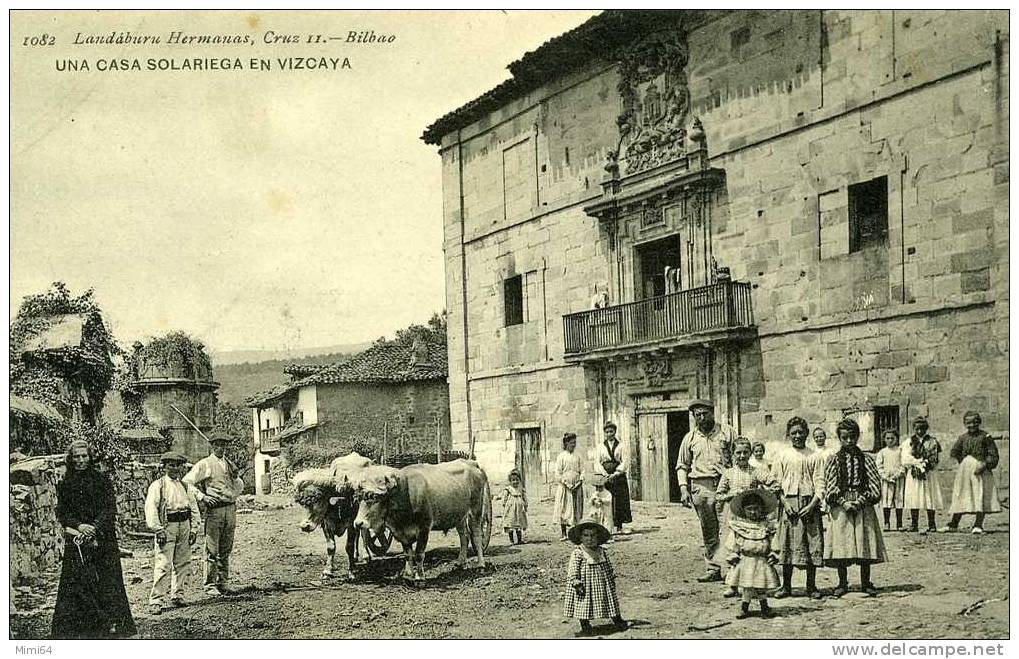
[876,412,1002,535]
[491,410,1004,634]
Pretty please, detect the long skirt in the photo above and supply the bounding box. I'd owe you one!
[775,496,824,567]
[948,456,1002,514]
[881,476,906,508]
[51,542,136,639]
[604,473,632,526]
[903,469,944,511]
[725,555,780,591]
[562,562,620,620]
[553,484,584,526]
[824,505,887,566]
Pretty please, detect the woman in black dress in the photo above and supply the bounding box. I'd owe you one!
[51,440,136,639]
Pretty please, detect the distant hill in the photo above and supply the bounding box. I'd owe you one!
[208,343,371,366]
[211,344,370,405]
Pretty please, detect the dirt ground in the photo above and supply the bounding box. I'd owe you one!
[11,495,1009,640]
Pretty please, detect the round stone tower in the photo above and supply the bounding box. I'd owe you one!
[122,333,220,461]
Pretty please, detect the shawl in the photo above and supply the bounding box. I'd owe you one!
[835,445,868,492]
[825,447,881,507]
[908,434,941,479]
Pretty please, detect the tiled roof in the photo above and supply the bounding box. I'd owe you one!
[283,363,330,379]
[246,335,447,408]
[245,382,296,408]
[298,336,447,386]
[421,10,720,145]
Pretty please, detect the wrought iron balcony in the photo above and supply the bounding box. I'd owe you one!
[563,280,756,359]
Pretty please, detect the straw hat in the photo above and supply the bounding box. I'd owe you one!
[567,519,611,545]
[729,488,778,518]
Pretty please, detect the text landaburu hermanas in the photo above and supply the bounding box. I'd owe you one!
[55,57,352,72]
[70,30,396,45]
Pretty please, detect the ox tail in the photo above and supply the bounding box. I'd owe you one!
[469,478,492,554]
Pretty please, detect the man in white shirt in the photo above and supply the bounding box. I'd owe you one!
[145,451,201,615]
[676,399,739,582]
[183,434,246,596]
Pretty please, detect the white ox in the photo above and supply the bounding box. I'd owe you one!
[292,452,374,579]
[353,459,491,580]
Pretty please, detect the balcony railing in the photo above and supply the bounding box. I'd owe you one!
[563,280,755,356]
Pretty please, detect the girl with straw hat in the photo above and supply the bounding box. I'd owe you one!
[724,488,781,619]
[562,519,627,636]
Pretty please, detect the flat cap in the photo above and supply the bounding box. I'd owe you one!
[160,451,187,463]
[689,398,714,410]
[209,433,232,444]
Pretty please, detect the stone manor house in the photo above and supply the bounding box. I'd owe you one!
[422,10,1009,504]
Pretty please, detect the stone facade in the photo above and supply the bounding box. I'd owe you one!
[428,10,1009,499]
[314,381,451,457]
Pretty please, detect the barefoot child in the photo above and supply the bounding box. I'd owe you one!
[876,429,905,531]
[724,488,780,619]
[563,519,627,636]
[499,469,528,544]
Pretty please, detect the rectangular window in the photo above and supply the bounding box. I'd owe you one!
[504,275,524,326]
[873,405,900,453]
[849,176,888,253]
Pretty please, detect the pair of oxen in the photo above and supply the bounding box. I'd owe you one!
[293,453,492,580]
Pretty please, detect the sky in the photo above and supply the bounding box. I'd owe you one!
[9,9,599,355]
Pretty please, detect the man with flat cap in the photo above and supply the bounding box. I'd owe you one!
[184,433,246,596]
[676,398,739,582]
[145,451,201,615]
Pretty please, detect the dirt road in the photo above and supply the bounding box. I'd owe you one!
[11,495,1008,639]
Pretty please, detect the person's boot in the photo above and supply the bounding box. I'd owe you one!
[612,616,628,631]
[775,566,793,598]
[697,570,722,583]
[736,602,751,619]
[760,600,776,618]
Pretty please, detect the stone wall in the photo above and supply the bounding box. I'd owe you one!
[9,457,161,585]
[10,456,65,585]
[270,457,294,495]
[113,461,163,535]
[313,380,451,457]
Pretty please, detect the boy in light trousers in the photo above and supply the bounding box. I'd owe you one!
[145,451,201,615]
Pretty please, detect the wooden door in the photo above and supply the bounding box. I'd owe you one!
[514,428,545,503]
[637,413,669,502]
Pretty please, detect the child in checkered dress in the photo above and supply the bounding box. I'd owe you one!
[563,519,627,636]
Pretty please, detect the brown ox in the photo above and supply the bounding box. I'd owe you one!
[293,452,373,579]
[353,459,490,580]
